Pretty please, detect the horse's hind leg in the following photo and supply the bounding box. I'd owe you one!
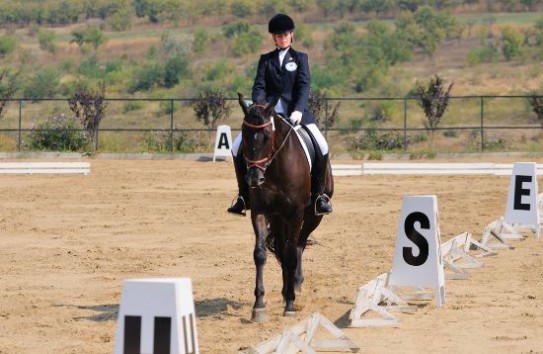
[294,246,304,292]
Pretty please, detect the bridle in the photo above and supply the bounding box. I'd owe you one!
[242,104,294,172]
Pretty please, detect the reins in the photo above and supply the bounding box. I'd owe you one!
[243,106,294,171]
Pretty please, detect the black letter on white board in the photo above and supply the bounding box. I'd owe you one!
[403,212,430,266]
[123,315,195,354]
[123,316,171,354]
[514,175,532,211]
[217,133,230,149]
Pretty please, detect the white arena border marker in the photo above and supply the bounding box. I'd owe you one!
[114,278,199,354]
[244,312,359,354]
[349,272,414,327]
[480,217,524,249]
[350,232,494,327]
[388,195,446,308]
[331,162,543,176]
[213,125,232,162]
[0,161,90,175]
[441,232,495,280]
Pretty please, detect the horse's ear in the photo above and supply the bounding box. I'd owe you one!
[267,96,280,115]
[238,93,249,117]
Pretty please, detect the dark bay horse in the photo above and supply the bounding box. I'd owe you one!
[237,93,334,322]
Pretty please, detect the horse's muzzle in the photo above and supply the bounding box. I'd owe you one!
[245,167,266,188]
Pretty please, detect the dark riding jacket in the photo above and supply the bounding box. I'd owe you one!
[252,47,316,125]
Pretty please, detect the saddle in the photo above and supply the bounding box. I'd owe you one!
[293,125,317,172]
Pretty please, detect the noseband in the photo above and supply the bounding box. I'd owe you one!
[243,105,293,172]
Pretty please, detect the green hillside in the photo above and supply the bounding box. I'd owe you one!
[2,3,543,156]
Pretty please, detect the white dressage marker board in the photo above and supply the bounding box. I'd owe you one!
[0,162,90,175]
[389,195,445,308]
[114,278,199,354]
[213,125,232,161]
[504,162,541,238]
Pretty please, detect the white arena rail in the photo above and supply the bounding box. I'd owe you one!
[332,162,543,176]
[0,162,90,175]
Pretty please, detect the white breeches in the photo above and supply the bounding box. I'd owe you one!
[231,123,329,157]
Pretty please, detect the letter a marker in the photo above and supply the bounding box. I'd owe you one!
[213,125,232,162]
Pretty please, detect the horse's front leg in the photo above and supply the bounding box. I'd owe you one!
[283,215,304,317]
[251,213,268,322]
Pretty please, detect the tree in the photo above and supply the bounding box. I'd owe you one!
[415,75,454,149]
[192,89,231,129]
[68,82,107,147]
[0,70,18,121]
[193,28,209,55]
[395,6,457,58]
[163,55,190,88]
[23,68,60,100]
[0,35,17,58]
[527,91,543,126]
[501,26,524,60]
[308,89,340,130]
[360,0,395,17]
[70,26,108,52]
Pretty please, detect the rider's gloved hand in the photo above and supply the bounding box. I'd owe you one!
[289,111,302,125]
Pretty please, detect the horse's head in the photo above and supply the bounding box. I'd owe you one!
[238,93,280,188]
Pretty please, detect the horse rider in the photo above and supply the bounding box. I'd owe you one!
[228,13,333,216]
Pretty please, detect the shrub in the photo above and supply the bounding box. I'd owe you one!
[351,129,407,151]
[466,43,499,65]
[123,101,145,113]
[0,35,17,57]
[26,114,90,151]
[22,67,60,100]
[144,129,203,153]
[163,55,190,88]
[128,62,163,92]
[38,30,56,54]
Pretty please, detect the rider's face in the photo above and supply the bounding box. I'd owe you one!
[272,31,292,49]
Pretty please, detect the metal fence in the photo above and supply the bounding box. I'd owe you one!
[0,95,542,154]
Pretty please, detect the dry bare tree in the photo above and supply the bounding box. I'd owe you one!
[0,70,17,121]
[68,82,107,148]
[527,92,543,126]
[192,89,231,129]
[415,75,454,149]
[308,89,340,131]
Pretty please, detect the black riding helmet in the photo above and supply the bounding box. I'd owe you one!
[268,14,295,34]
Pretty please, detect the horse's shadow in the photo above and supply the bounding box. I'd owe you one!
[62,298,246,322]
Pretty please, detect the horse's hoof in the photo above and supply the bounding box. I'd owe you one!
[251,308,266,322]
[283,310,297,317]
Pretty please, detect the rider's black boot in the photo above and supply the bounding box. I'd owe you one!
[312,153,333,215]
[227,154,249,216]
